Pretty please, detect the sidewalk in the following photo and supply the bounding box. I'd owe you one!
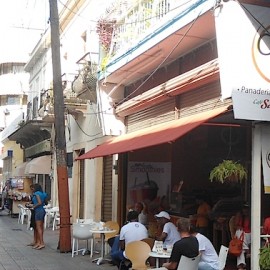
[0,210,239,270]
[0,210,116,270]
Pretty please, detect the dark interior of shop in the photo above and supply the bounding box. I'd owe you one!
[124,111,270,248]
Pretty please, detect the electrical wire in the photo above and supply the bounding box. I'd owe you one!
[67,109,102,137]
[106,0,209,68]
[237,0,270,35]
[116,3,207,105]
[47,0,216,117]
[11,0,49,32]
[57,0,89,22]
[17,0,246,126]
[8,25,46,31]
[66,110,72,141]
[26,0,36,30]
[88,101,102,128]
[90,1,214,115]
[57,0,196,26]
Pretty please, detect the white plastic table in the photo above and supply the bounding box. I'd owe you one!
[149,251,171,267]
[90,228,116,265]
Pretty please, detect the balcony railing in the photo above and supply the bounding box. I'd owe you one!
[99,0,180,56]
[72,62,97,102]
[38,88,88,122]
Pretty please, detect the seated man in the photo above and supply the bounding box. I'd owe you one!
[162,217,199,270]
[155,211,181,246]
[190,226,219,270]
[110,210,148,267]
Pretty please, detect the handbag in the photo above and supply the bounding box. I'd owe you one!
[229,232,244,257]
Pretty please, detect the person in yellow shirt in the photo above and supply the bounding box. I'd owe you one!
[194,195,211,237]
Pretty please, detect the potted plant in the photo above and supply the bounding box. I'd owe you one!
[259,243,270,270]
[209,160,247,183]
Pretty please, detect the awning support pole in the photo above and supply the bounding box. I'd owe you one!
[251,124,261,270]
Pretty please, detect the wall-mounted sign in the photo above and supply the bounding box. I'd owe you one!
[215,1,270,100]
[127,162,171,209]
[232,89,270,121]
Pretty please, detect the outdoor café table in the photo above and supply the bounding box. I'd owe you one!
[90,228,116,265]
[149,251,171,267]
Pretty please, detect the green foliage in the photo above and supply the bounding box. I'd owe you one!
[100,54,111,72]
[259,245,270,270]
[209,160,247,183]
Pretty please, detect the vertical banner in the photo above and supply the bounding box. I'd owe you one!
[215,1,270,100]
[262,126,270,193]
[127,162,171,209]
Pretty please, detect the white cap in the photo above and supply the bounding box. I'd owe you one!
[155,211,170,220]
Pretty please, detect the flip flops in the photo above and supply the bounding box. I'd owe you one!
[35,245,45,250]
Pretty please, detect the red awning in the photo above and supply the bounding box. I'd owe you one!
[77,106,229,160]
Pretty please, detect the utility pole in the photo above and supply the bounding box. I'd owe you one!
[49,0,71,252]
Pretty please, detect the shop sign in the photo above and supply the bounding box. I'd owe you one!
[215,1,270,100]
[232,89,270,121]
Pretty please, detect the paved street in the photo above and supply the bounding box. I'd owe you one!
[0,211,115,270]
[0,210,240,270]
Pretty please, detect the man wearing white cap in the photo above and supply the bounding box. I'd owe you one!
[155,211,181,246]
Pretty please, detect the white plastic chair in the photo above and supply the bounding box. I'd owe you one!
[17,204,24,224]
[71,223,94,258]
[52,211,60,231]
[44,206,59,229]
[76,218,94,224]
[25,209,32,230]
[44,205,53,228]
[177,254,201,270]
[17,204,30,225]
[76,219,101,254]
[45,206,59,230]
[218,245,229,270]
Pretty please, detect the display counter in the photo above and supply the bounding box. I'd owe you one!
[8,178,33,217]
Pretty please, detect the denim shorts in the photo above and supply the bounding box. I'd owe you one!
[35,208,46,221]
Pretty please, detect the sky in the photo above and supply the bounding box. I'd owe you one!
[0,0,119,63]
[0,0,50,62]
